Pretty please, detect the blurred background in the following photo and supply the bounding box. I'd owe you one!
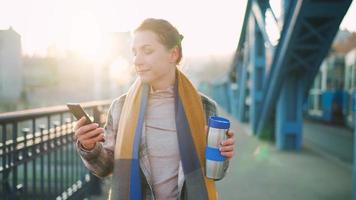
[1,0,356,199]
[0,0,250,112]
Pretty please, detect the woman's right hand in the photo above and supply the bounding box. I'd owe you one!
[74,117,105,150]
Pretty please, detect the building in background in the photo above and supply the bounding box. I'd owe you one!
[0,27,23,102]
[0,29,134,112]
[21,31,134,109]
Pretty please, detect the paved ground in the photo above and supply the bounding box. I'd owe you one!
[303,120,353,164]
[216,110,352,200]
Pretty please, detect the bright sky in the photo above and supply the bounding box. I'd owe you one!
[0,0,355,58]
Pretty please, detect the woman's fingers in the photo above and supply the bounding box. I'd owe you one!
[220,130,235,159]
[75,123,99,137]
[226,130,234,137]
[221,151,234,158]
[220,145,234,152]
[81,133,105,146]
[79,128,105,140]
[74,117,88,131]
[221,138,234,146]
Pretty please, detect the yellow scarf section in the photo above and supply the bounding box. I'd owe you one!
[114,68,218,199]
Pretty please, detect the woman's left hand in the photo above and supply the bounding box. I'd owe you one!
[219,130,235,160]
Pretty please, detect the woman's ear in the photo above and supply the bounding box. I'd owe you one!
[169,47,179,64]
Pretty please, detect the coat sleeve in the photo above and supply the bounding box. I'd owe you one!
[75,95,126,178]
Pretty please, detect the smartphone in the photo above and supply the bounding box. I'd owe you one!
[67,103,105,142]
[66,103,93,125]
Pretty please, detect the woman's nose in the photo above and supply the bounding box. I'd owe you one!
[133,54,144,66]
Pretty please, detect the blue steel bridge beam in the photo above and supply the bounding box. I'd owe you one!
[275,0,302,151]
[248,9,266,134]
[235,54,244,120]
[227,49,242,119]
[276,73,305,150]
[256,0,351,151]
[265,1,283,31]
[255,0,299,138]
[237,40,250,122]
[251,0,274,49]
[234,1,251,122]
[227,81,239,118]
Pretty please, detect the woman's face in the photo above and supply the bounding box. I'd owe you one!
[132,30,177,85]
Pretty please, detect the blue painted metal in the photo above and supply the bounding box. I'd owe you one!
[344,50,356,128]
[256,0,352,141]
[248,10,266,133]
[305,54,346,123]
[306,90,345,122]
[342,91,350,124]
[266,1,282,31]
[276,74,304,150]
[223,82,231,113]
[345,91,356,128]
[234,1,252,122]
[216,0,353,193]
[251,0,274,49]
[227,51,240,119]
[213,0,351,152]
[237,41,250,122]
[212,81,231,113]
[323,90,344,121]
[282,0,292,23]
[227,82,239,118]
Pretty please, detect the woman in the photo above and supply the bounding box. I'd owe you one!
[74,18,235,200]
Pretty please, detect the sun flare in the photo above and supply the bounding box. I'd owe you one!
[68,12,110,62]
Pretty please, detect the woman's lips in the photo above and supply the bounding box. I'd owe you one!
[137,69,150,73]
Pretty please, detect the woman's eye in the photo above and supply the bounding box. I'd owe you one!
[144,49,153,55]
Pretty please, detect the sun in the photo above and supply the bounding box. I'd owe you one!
[68,11,109,63]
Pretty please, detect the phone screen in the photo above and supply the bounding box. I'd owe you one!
[66,103,93,125]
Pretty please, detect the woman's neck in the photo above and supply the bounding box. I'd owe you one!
[150,67,176,91]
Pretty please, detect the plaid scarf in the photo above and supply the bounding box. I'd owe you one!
[112,69,218,199]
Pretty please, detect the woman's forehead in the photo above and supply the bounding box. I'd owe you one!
[132,30,161,49]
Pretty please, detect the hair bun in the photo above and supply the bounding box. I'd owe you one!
[180,34,184,41]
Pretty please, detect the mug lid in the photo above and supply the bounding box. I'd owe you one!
[208,116,230,129]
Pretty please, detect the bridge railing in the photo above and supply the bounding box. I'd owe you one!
[0,100,111,199]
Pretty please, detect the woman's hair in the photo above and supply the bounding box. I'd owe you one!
[135,18,184,64]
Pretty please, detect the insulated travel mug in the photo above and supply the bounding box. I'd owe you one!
[205,116,230,180]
